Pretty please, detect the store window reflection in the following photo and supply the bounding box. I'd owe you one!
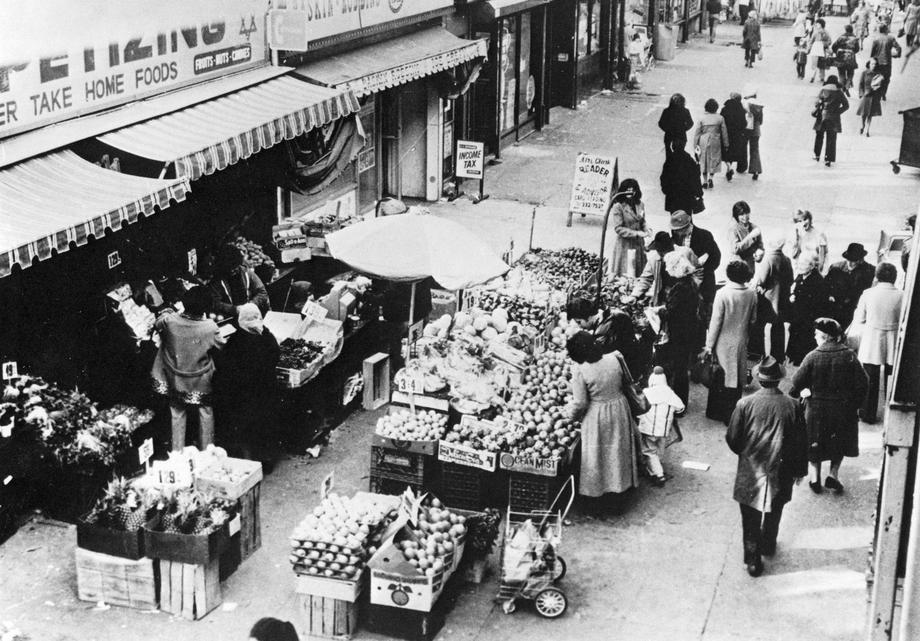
[499,18,518,134]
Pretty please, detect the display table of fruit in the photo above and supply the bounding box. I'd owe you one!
[233,236,277,284]
[278,338,329,386]
[375,408,449,453]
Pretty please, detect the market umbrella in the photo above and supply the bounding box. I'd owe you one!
[325,212,509,327]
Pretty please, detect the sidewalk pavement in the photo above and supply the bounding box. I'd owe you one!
[0,17,913,641]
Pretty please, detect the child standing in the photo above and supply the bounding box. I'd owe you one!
[795,39,809,79]
[637,366,685,486]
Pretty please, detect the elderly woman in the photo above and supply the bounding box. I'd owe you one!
[566,331,639,514]
[608,178,651,278]
[721,92,749,179]
[852,262,903,423]
[695,98,730,189]
[790,318,868,493]
[787,252,831,365]
[653,251,700,408]
[727,201,764,274]
[704,260,758,424]
[214,303,281,466]
[565,296,643,376]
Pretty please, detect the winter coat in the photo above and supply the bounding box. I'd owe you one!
[638,384,685,438]
[706,0,722,14]
[632,247,700,305]
[813,84,849,133]
[673,225,722,303]
[853,282,903,366]
[824,259,876,328]
[754,249,794,320]
[660,149,704,213]
[906,3,920,37]
[609,201,649,277]
[151,312,225,404]
[210,268,270,319]
[706,282,757,389]
[790,341,868,461]
[788,270,831,364]
[658,105,694,147]
[659,275,700,347]
[726,387,801,510]
[742,18,762,51]
[213,327,281,413]
[694,112,729,173]
[856,70,883,117]
[832,34,860,69]
[721,98,748,164]
[727,221,763,273]
[869,34,901,66]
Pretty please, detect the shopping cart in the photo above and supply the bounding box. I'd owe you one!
[497,476,575,618]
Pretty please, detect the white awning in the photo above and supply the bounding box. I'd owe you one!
[0,150,189,277]
[294,27,488,98]
[481,0,551,18]
[96,75,360,181]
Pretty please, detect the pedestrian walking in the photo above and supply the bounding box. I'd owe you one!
[566,331,640,514]
[753,237,794,363]
[695,98,729,189]
[869,24,902,99]
[832,25,861,94]
[808,19,833,84]
[738,0,751,23]
[671,210,721,347]
[742,85,764,179]
[791,209,828,273]
[658,93,695,156]
[704,260,758,424]
[790,318,868,494]
[608,178,650,278]
[795,38,810,78]
[727,200,764,274]
[824,242,875,329]
[809,0,825,18]
[660,139,705,213]
[638,366,685,486]
[653,251,701,407]
[794,8,809,45]
[742,11,763,68]
[905,0,920,47]
[721,93,749,177]
[788,253,831,365]
[812,75,849,167]
[856,57,884,135]
[851,0,871,47]
[727,356,805,577]
[707,0,723,42]
[852,263,903,423]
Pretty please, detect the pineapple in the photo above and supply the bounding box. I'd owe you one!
[158,489,180,534]
[100,477,133,529]
[172,492,200,535]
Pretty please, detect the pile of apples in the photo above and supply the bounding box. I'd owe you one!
[289,493,398,580]
[475,292,547,330]
[441,417,508,452]
[394,497,467,577]
[520,247,601,291]
[376,409,448,442]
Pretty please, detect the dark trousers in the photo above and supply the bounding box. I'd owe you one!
[745,45,757,66]
[796,61,806,78]
[706,369,743,424]
[740,501,785,559]
[861,363,892,423]
[657,341,693,407]
[739,4,750,22]
[877,63,892,99]
[709,15,718,40]
[814,129,838,162]
[769,321,786,363]
[837,66,855,90]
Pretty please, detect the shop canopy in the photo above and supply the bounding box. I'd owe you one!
[478,0,552,19]
[0,150,189,277]
[293,27,488,98]
[324,212,509,291]
[96,75,361,181]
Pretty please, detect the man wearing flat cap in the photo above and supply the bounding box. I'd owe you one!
[671,211,721,346]
[825,242,875,329]
[727,356,806,577]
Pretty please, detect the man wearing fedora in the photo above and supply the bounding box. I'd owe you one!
[726,356,806,577]
[825,242,876,330]
[671,211,721,347]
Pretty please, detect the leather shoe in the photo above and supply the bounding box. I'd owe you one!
[825,477,844,493]
[746,561,764,577]
[809,481,823,494]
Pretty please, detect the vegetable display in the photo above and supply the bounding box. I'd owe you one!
[278,339,328,369]
[392,496,467,576]
[232,236,275,272]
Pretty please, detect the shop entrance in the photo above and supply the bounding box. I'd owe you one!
[549,0,578,109]
[381,81,428,200]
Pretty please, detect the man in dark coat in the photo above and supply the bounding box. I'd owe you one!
[209,244,270,320]
[671,211,721,347]
[660,140,704,214]
[727,356,806,577]
[721,93,749,175]
[824,242,876,329]
[753,238,794,362]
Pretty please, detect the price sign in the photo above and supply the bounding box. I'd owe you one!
[228,514,242,536]
[407,319,425,345]
[2,361,19,380]
[320,471,334,499]
[187,248,198,275]
[397,374,425,395]
[137,438,154,466]
[462,288,481,311]
[107,251,122,270]
[533,333,547,355]
[302,300,328,323]
[154,465,192,487]
[455,140,485,179]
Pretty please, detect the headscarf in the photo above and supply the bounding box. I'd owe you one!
[237,303,263,335]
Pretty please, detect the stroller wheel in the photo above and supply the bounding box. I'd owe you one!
[552,556,567,581]
[502,599,517,614]
[534,588,568,618]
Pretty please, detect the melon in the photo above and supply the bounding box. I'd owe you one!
[472,316,489,332]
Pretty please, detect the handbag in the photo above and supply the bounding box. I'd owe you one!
[811,101,823,119]
[692,193,706,214]
[845,321,863,352]
[690,350,723,388]
[757,48,763,61]
[614,351,651,418]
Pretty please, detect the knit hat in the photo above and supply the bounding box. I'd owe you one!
[237,303,263,334]
[648,366,668,387]
[814,317,842,339]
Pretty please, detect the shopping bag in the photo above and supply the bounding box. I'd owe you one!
[690,350,723,388]
[757,48,763,60]
[845,321,863,352]
[614,351,651,417]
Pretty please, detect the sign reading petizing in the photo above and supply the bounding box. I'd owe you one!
[455,140,484,179]
[569,153,616,216]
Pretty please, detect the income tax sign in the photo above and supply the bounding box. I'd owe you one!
[455,140,484,179]
[569,153,616,216]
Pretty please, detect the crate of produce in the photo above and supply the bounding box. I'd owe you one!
[373,405,448,457]
[75,548,158,611]
[156,557,221,620]
[76,519,147,560]
[194,457,263,500]
[364,601,446,641]
[144,516,231,565]
[498,435,580,478]
[370,447,434,485]
[437,462,490,512]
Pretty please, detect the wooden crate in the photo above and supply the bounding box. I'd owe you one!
[363,601,446,641]
[362,353,390,410]
[239,482,262,560]
[369,475,426,497]
[194,458,263,500]
[297,593,359,640]
[156,558,221,620]
[75,548,158,610]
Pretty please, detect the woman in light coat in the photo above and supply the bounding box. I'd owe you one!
[695,98,730,189]
[704,260,758,424]
[852,262,903,423]
[808,19,833,84]
[608,178,650,278]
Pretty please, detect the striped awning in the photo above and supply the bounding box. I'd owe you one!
[294,27,488,98]
[97,75,360,181]
[0,150,189,277]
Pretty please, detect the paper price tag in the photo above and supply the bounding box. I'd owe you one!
[137,438,154,466]
[397,375,425,395]
[533,334,547,355]
[228,514,242,536]
[187,248,198,275]
[2,361,19,380]
[107,251,121,270]
[407,319,425,345]
[302,300,328,322]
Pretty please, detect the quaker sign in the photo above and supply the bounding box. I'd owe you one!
[0,0,268,137]
[455,140,484,179]
[569,153,616,216]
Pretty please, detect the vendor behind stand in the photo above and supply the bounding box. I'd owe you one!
[209,244,270,320]
[566,295,648,379]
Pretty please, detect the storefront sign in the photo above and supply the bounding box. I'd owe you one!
[455,140,484,179]
[268,0,453,50]
[268,10,310,51]
[357,147,376,173]
[0,0,268,137]
[569,152,615,216]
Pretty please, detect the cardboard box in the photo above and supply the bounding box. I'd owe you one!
[144,517,230,565]
[294,570,365,603]
[498,435,580,477]
[76,519,146,560]
[194,458,263,501]
[437,440,497,472]
[368,539,446,612]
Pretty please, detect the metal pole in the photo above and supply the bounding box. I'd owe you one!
[899,421,920,641]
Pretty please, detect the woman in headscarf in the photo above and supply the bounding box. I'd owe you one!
[720,92,749,180]
[214,303,281,467]
[608,178,651,278]
[658,93,694,157]
[787,252,831,365]
[742,11,762,68]
[856,57,884,137]
[741,85,764,180]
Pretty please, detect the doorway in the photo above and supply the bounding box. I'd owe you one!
[381,80,428,199]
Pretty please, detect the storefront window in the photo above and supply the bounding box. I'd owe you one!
[577,1,602,57]
[669,0,686,22]
[499,18,518,134]
[357,100,378,213]
[577,1,590,57]
[628,0,649,27]
[591,0,602,53]
[517,13,533,124]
